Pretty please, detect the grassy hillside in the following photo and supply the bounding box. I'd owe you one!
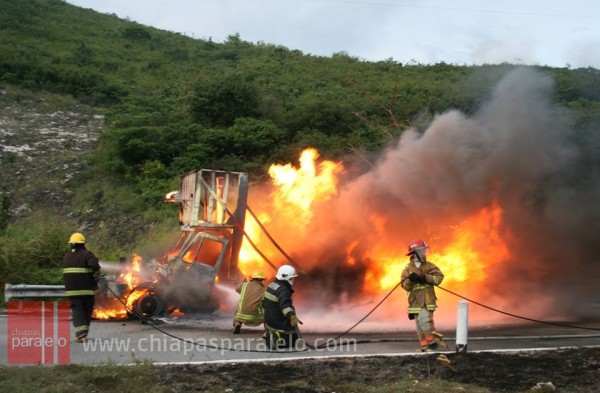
[0,0,208,100]
[1,0,600,287]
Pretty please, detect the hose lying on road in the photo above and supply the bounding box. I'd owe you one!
[437,285,600,332]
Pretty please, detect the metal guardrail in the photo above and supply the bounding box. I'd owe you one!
[4,284,67,301]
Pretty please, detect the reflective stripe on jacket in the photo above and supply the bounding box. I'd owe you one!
[62,247,100,296]
[262,279,295,332]
[400,260,444,314]
[234,279,265,325]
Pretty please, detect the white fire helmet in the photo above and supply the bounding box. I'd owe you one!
[276,265,298,285]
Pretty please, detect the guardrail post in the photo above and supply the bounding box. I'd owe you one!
[456,300,469,353]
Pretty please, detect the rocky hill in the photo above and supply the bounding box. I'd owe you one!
[0,89,104,220]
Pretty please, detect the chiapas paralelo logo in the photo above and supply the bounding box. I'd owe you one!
[7,301,71,365]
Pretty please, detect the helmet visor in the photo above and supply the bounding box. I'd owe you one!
[409,247,427,260]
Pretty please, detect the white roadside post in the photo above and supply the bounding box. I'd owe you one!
[456,300,469,352]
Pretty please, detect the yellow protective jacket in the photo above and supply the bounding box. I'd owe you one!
[233,279,265,326]
[400,259,444,315]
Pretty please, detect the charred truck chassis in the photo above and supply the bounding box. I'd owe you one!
[101,169,249,318]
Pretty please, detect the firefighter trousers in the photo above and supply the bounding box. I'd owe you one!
[415,309,436,346]
[263,327,299,350]
[69,295,95,339]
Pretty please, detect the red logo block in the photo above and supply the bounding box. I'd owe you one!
[7,301,71,365]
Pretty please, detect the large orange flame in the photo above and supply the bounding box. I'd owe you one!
[238,148,343,276]
[268,148,343,227]
[368,202,510,291]
[239,148,512,299]
[432,202,510,284]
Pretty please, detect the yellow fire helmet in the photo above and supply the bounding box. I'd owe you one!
[68,232,86,244]
[250,271,265,280]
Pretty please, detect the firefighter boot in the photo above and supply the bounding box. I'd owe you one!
[417,337,437,352]
[263,331,275,350]
[427,341,439,350]
[436,354,457,371]
[432,332,448,350]
[416,345,428,353]
[232,323,241,334]
[424,335,438,350]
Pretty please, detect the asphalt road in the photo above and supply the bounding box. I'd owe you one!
[3,311,600,366]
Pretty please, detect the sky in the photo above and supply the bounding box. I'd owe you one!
[65,0,600,68]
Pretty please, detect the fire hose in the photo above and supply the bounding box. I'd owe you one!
[436,285,600,332]
[304,281,403,350]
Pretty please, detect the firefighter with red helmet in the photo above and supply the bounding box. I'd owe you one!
[63,232,100,343]
[400,239,448,351]
[232,271,266,334]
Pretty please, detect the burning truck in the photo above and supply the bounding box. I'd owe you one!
[93,169,250,320]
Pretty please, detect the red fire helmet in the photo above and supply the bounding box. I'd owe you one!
[407,239,428,255]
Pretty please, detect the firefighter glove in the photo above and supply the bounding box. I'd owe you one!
[408,273,421,283]
[290,315,303,327]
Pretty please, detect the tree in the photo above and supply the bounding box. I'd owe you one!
[186,73,261,127]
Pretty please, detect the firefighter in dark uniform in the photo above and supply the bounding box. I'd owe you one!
[63,232,100,342]
[262,265,302,349]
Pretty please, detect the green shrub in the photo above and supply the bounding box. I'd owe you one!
[0,210,73,285]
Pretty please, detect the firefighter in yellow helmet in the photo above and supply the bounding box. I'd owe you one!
[400,239,448,351]
[232,271,266,334]
[62,232,100,342]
